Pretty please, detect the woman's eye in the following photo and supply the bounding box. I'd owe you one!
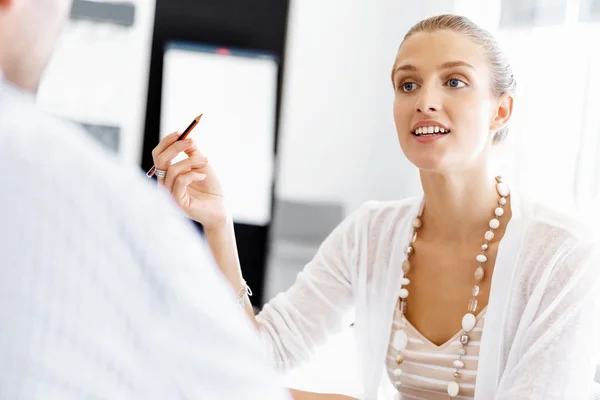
[447,78,467,88]
[401,82,418,92]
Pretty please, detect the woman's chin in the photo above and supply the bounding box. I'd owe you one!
[405,153,447,172]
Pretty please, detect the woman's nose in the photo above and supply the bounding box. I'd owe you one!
[415,87,442,113]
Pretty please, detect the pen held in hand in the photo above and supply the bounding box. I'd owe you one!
[146,114,203,178]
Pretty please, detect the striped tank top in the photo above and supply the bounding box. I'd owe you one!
[385,301,487,399]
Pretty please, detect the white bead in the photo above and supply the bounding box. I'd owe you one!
[495,207,504,217]
[468,298,478,313]
[462,313,477,332]
[399,288,409,299]
[459,348,466,356]
[485,231,495,241]
[453,360,465,369]
[497,182,510,197]
[489,218,500,229]
[393,368,403,377]
[394,381,401,389]
[447,381,460,397]
[401,278,410,286]
[393,330,409,350]
[476,254,487,263]
[402,260,411,274]
[499,197,507,206]
[394,392,402,400]
[474,266,485,282]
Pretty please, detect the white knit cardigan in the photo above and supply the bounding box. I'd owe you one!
[257,189,600,399]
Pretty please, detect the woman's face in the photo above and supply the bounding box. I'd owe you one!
[392,30,511,173]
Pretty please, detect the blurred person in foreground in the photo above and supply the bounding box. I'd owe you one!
[0,1,291,399]
[152,14,600,400]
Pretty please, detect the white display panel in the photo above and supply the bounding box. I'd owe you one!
[160,43,278,226]
[37,0,156,166]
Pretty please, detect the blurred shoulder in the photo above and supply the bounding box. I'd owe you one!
[1,80,166,212]
[0,80,197,249]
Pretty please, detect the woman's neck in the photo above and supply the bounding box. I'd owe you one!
[419,167,511,244]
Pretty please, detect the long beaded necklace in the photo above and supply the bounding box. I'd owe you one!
[391,176,510,399]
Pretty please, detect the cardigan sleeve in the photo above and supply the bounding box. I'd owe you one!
[255,203,372,372]
[494,238,600,400]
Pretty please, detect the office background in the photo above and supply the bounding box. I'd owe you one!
[37,0,600,392]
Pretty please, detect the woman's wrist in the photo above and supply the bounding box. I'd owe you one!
[203,216,243,282]
[203,212,233,235]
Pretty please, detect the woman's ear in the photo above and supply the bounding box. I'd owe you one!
[490,95,514,132]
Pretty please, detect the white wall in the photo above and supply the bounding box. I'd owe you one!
[275,0,387,212]
[276,0,502,214]
[365,0,457,208]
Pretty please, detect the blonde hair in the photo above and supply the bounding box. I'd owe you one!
[397,14,517,144]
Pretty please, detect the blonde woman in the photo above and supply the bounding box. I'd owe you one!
[151,14,600,400]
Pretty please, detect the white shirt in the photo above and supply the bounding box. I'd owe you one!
[256,188,600,399]
[0,76,291,400]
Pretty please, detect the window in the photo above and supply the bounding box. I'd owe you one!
[500,0,568,27]
[498,1,600,217]
[580,0,600,22]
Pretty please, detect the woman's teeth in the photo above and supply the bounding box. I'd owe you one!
[413,126,450,136]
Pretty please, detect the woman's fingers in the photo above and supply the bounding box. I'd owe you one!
[172,170,207,204]
[164,155,209,193]
[153,139,196,172]
[151,131,180,162]
[183,143,206,159]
